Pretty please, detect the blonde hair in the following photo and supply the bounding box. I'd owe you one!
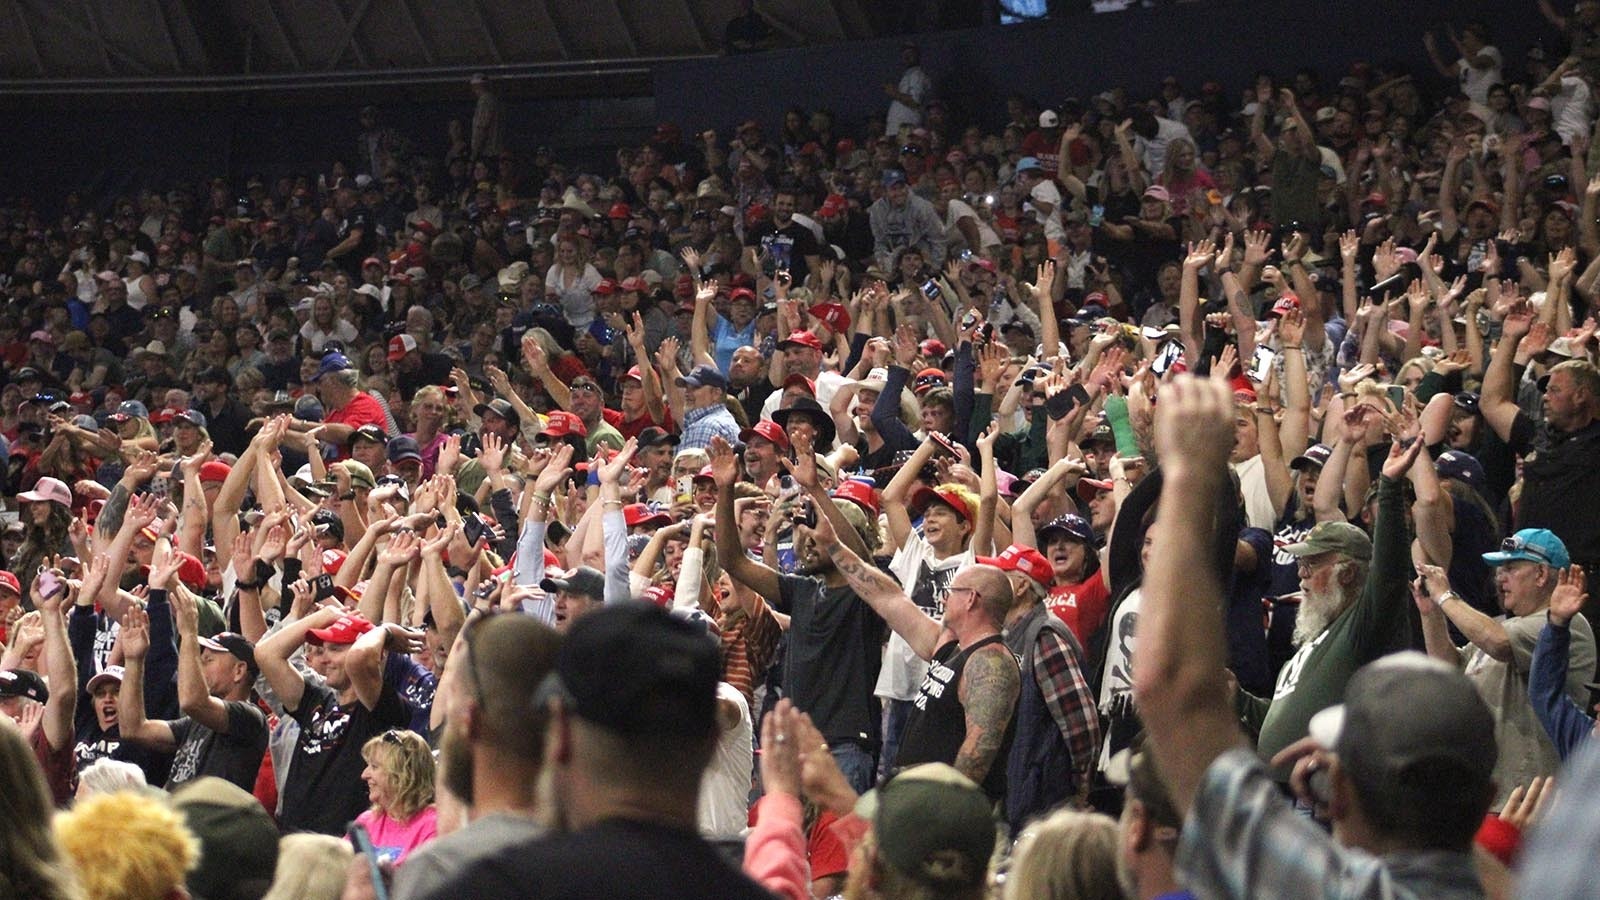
[54,790,198,900]
[361,730,436,821]
[262,834,353,900]
[1002,808,1121,900]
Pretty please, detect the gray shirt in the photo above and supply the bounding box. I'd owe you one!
[391,813,546,900]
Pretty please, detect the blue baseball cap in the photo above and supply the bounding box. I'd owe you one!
[1434,450,1486,490]
[1483,528,1570,569]
[1016,156,1045,174]
[313,352,352,381]
[881,169,908,188]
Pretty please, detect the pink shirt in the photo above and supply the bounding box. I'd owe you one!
[354,805,439,866]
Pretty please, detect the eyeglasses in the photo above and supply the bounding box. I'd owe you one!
[1500,535,1553,565]
[947,585,985,604]
[380,729,405,746]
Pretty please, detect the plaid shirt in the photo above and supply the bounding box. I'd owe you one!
[678,402,742,452]
[1033,626,1101,787]
[1176,748,1486,900]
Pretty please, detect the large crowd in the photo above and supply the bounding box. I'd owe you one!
[3,8,1600,899]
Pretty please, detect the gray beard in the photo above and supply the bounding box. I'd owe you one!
[1293,585,1350,647]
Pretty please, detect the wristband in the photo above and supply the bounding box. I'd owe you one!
[1281,344,1302,350]
[587,468,601,487]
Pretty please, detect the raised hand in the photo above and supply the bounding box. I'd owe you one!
[1242,229,1272,268]
[1500,776,1555,833]
[169,584,201,636]
[1154,373,1238,474]
[597,438,638,485]
[147,540,182,590]
[655,335,682,374]
[436,434,462,476]
[780,435,820,490]
[1277,307,1306,347]
[1550,565,1588,627]
[479,430,507,474]
[120,603,152,659]
[379,529,422,567]
[522,334,551,375]
[533,444,576,495]
[1380,434,1424,480]
[707,436,741,488]
[1339,229,1360,263]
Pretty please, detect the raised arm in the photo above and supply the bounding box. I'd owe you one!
[805,512,942,659]
[1480,300,1531,443]
[347,621,420,712]
[882,437,939,549]
[710,436,781,599]
[1132,373,1248,816]
[256,605,344,714]
[34,574,76,752]
[114,603,177,751]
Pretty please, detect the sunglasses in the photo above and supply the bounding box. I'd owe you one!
[1500,535,1554,565]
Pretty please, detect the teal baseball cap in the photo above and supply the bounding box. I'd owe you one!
[1482,528,1570,568]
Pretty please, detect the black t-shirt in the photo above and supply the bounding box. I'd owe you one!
[280,670,408,835]
[413,818,772,900]
[166,700,269,792]
[336,205,376,276]
[746,220,821,285]
[775,574,886,747]
[295,217,339,270]
[1510,414,1600,568]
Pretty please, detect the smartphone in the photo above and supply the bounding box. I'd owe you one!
[1151,340,1184,376]
[1088,205,1105,228]
[769,239,793,274]
[313,573,336,603]
[1368,273,1406,298]
[462,514,486,548]
[675,475,694,497]
[1247,346,1277,383]
[1386,384,1407,409]
[795,500,817,530]
[929,431,959,457]
[923,278,942,300]
[36,568,62,599]
[347,822,391,900]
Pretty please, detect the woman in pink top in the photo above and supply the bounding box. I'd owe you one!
[353,730,439,866]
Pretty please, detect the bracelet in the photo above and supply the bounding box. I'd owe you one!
[1437,590,1460,606]
[1253,406,1274,415]
[602,500,624,508]
[1281,344,1302,350]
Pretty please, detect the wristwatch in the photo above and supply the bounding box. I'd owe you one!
[1436,590,1461,606]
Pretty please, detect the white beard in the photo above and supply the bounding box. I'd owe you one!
[1293,585,1348,647]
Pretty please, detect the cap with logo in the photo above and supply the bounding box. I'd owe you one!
[539,565,606,602]
[855,763,996,888]
[306,614,374,646]
[1483,528,1570,568]
[978,544,1054,590]
[1279,521,1373,561]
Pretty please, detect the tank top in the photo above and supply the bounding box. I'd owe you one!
[124,275,150,310]
[895,634,1016,801]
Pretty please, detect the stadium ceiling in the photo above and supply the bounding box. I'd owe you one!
[0,0,875,95]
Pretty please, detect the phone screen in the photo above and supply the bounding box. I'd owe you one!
[1247,347,1277,383]
[347,822,391,900]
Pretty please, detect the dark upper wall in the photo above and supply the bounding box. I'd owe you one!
[0,0,1562,207]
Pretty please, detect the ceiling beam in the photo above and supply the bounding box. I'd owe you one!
[325,0,375,69]
[462,0,505,64]
[18,0,156,74]
[10,5,48,76]
[253,0,303,70]
[393,0,436,66]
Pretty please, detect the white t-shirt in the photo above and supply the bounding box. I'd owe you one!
[1097,586,1141,772]
[1135,117,1194,177]
[1456,46,1503,107]
[697,683,752,839]
[1554,75,1595,146]
[1028,180,1067,243]
[1233,454,1276,532]
[943,199,1000,254]
[887,67,932,135]
[874,534,974,701]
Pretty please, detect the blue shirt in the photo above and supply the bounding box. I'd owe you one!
[1530,620,1594,760]
[678,402,742,452]
[710,314,756,375]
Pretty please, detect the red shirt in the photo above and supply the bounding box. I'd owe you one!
[1046,569,1110,645]
[325,392,388,458]
[33,726,75,807]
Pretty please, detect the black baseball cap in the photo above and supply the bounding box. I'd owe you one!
[542,602,720,738]
[197,632,259,675]
[636,426,680,448]
[0,668,48,704]
[540,566,605,603]
[348,423,388,446]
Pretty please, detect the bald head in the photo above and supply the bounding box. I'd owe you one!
[963,563,1014,626]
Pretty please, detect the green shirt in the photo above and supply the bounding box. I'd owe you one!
[585,422,625,455]
[1242,476,1413,777]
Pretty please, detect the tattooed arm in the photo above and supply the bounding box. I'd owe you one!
[953,644,1021,786]
[816,526,943,659]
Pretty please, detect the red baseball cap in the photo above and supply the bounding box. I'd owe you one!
[1269,292,1301,318]
[808,302,852,335]
[608,202,632,220]
[642,584,675,607]
[199,461,232,484]
[619,276,649,294]
[913,368,949,395]
[910,485,975,523]
[307,613,374,646]
[387,334,419,362]
[0,571,19,596]
[919,339,947,359]
[621,365,645,383]
[674,274,696,299]
[593,279,618,295]
[782,373,817,396]
[542,410,589,439]
[176,552,208,590]
[832,480,880,517]
[777,330,824,352]
[321,549,348,575]
[729,287,757,303]
[740,419,792,451]
[978,544,1054,591]
[623,503,673,529]
[1076,477,1114,501]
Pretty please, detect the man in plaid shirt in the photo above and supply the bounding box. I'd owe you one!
[987,543,1100,832]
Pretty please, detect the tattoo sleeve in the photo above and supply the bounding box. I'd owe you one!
[954,645,1021,785]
